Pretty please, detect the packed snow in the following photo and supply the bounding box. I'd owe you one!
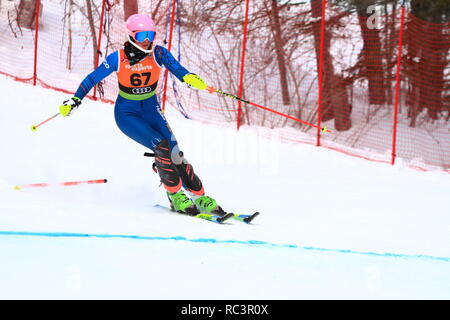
[0,76,449,299]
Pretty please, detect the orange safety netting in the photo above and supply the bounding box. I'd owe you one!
[0,0,449,171]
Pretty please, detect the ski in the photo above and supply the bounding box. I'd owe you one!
[210,207,260,224]
[197,212,234,224]
[154,204,233,224]
[154,205,259,224]
[231,212,260,224]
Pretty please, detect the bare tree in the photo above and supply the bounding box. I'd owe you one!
[310,0,352,131]
[123,0,137,21]
[266,0,290,106]
[85,0,98,69]
[177,1,312,126]
[17,0,41,29]
[151,0,165,22]
[356,2,387,105]
[66,0,74,70]
[405,0,450,125]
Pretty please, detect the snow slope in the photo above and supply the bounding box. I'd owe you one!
[0,76,449,299]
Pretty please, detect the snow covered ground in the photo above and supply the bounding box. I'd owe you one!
[0,76,449,299]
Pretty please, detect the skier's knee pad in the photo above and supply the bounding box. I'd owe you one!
[154,140,181,193]
[154,139,171,158]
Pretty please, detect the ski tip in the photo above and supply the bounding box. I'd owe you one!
[243,212,260,224]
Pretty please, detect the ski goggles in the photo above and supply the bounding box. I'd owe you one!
[133,30,156,43]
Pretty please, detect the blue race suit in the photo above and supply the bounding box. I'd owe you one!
[74,45,187,151]
[73,45,204,195]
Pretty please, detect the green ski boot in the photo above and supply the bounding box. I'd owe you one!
[194,195,226,216]
[167,190,199,215]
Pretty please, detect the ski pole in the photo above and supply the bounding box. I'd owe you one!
[208,87,330,133]
[14,178,108,190]
[31,112,60,131]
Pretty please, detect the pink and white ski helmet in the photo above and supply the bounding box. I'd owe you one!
[126,14,156,38]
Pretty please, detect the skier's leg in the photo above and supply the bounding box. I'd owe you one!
[114,101,165,150]
[141,98,205,196]
[141,98,223,214]
[153,139,198,214]
[173,160,204,196]
[150,124,211,211]
[172,160,226,214]
[152,139,181,193]
[114,98,181,193]
[114,98,199,214]
[150,119,224,213]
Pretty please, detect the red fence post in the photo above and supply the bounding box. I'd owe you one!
[33,0,41,86]
[237,0,250,131]
[93,0,107,100]
[161,0,177,113]
[391,4,406,165]
[316,0,327,146]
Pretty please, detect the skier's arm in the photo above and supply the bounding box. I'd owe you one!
[59,52,119,117]
[153,45,189,80]
[73,51,119,100]
[154,45,215,92]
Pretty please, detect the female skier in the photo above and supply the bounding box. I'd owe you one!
[59,13,222,216]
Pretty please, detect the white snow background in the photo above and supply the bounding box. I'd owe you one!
[0,76,449,299]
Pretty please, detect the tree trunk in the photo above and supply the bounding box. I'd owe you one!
[152,0,164,21]
[406,0,449,123]
[66,0,73,70]
[124,0,138,21]
[269,0,290,106]
[405,17,422,127]
[419,22,445,120]
[310,0,352,131]
[17,0,41,29]
[357,14,386,105]
[85,0,98,70]
[385,1,397,104]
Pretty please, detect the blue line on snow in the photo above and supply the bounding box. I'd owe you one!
[0,230,449,263]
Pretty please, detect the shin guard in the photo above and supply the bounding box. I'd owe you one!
[174,161,204,196]
[154,140,181,193]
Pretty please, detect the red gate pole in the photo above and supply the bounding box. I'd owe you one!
[93,0,107,100]
[237,0,250,131]
[316,0,327,146]
[391,4,406,165]
[33,0,41,86]
[161,0,177,113]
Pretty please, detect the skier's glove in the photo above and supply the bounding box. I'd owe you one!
[183,73,208,91]
[60,97,81,117]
